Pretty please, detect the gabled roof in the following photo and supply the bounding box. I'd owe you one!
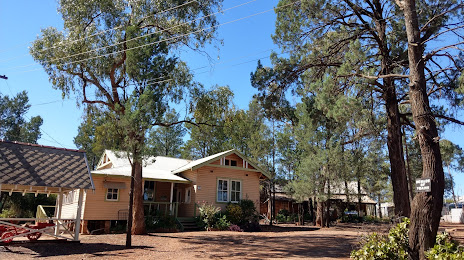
[171,149,271,178]
[92,166,190,183]
[0,140,94,190]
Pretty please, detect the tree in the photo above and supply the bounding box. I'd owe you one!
[0,91,43,143]
[182,85,234,159]
[252,0,464,219]
[30,0,223,244]
[396,0,463,258]
[147,109,185,157]
[74,105,121,170]
[440,140,464,205]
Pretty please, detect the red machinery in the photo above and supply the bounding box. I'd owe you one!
[0,222,55,244]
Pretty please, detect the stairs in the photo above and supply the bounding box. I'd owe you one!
[177,217,201,231]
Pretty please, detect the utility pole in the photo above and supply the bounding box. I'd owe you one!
[0,75,8,80]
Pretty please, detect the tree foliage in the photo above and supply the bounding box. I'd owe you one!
[0,91,43,143]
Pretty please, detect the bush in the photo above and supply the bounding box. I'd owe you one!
[229,224,243,232]
[351,219,464,259]
[145,213,177,231]
[198,202,221,230]
[426,232,464,259]
[214,215,231,231]
[239,199,258,223]
[351,218,409,259]
[225,203,243,224]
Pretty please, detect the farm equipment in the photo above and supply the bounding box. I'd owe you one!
[0,222,55,244]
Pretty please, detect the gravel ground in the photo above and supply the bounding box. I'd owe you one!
[0,223,405,260]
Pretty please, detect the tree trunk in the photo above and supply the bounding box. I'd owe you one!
[401,1,445,258]
[309,197,315,225]
[385,87,411,217]
[403,126,415,202]
[378,193,383,219]
[132,160,146,234]
[357,174,362,218]
[316,200,324,227]
[126,162,135,248]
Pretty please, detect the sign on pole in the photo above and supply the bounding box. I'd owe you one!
[416,178,431,192]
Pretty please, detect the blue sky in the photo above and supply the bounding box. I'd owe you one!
[1,0,463,195]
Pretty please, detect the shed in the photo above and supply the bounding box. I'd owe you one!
[0,140,94,242]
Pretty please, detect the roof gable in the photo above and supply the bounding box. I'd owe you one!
[172,149,271,178]
[0,140,94,190]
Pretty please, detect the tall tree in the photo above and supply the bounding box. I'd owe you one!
[147,108,185,157]
[253,0,464,219]
[0,91,43,143]
[396,0,463,258]
[30,0,223,243]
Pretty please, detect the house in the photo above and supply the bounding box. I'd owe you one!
[61,149,270,233]
[260,181,377,220]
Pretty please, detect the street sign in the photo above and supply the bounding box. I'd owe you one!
[416,178,431,192]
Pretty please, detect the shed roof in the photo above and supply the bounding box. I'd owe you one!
[0,140,94,190]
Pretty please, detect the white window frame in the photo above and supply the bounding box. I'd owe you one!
[217,178,229,202]
[185,187,192,204]
[217,178,242,203]
[230,180,242,203]
[106,188,119,201]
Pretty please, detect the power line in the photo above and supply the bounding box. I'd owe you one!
[5,0,260,71]
[0,0,199,58]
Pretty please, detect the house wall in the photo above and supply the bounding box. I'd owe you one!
[193,164,261,212]
[154,181,172,202]
[61,189,86,219]
[83,175,130,221]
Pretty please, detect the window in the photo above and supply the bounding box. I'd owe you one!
[106,188,119,201]
[217,179,229,202]
[230,180,241,202]
[224,159,237,166]
[217,179,242,203]
[185,187,192,203]
[144,181,155,201]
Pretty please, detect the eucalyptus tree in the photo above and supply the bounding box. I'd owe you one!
[182,85,234,159]
[147,108,185,158]
[30,0,223,242]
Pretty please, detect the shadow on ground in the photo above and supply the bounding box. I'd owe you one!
[151,232,357,259]
[260,225,320,232]
[0,242,151,258]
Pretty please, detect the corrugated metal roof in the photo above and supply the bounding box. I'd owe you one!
[92,166,190,183]
[171,150,233,174]
[0,140,94,189]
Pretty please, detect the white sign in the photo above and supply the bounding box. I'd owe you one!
[416,178,431,192]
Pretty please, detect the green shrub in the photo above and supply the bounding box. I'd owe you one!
[239,199,258,223]
[145,213,177,231]
[276,213,287,223]
[198,202,221,230]
[226,203,243,224]
[425,232,464,259]
[350,218,409,259]
[214,215,231,231]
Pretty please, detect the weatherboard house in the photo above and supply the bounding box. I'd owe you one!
[61,149,270,233]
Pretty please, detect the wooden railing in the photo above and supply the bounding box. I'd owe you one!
[143,202,179,218]
[36,205,56,221]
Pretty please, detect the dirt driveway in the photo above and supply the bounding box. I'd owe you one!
[0,223,396,260]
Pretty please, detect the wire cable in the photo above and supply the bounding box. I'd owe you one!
[5,0,260,71]
[0,0,199,57]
